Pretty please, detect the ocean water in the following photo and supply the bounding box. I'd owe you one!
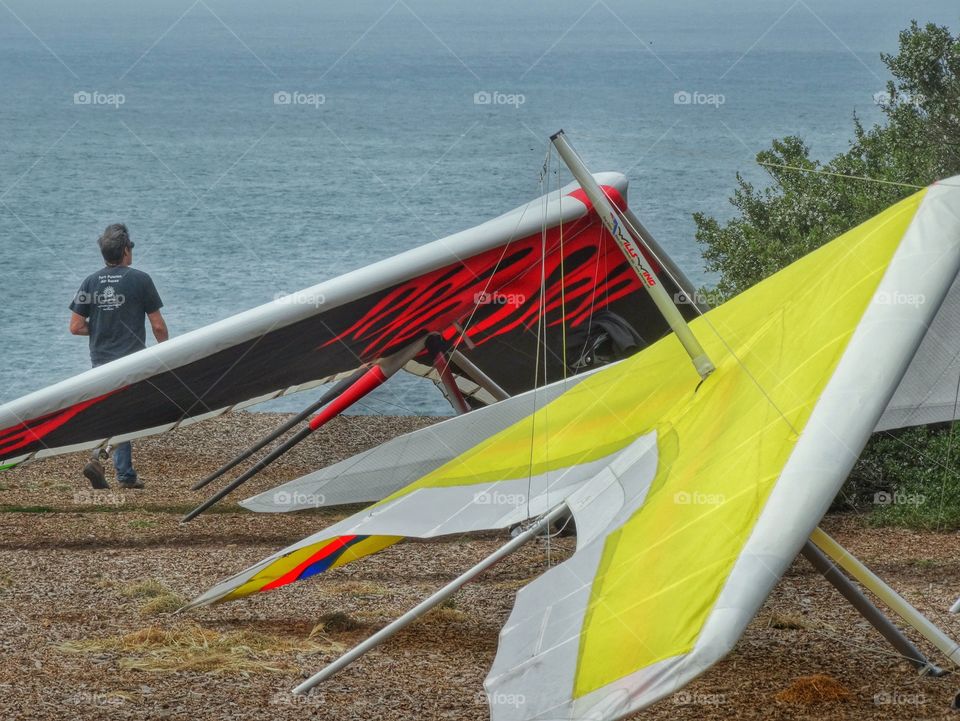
[0,0,956,416]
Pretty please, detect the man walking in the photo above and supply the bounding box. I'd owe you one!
[69,224,168,489]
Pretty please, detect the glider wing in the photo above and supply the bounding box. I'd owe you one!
[188,180,960,720]
[0,173,693,467]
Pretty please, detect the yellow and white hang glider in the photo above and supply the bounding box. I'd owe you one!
[186,133,960,719]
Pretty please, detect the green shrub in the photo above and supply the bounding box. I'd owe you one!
[694,21,960,529]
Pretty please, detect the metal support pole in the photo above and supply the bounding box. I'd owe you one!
[181,338,427,523]
[550,130,714,379]
[800,540,942,673]
[448,349,510,402]
[810,526,960,667]
[433,350,471,415]
[191,367,369,491]
[292,503,570,695]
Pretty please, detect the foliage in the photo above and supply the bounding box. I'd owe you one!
[694,21,960,527]
[848,425,960,530]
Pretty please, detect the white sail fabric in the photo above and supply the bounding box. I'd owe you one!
[876,271,960,431]
[187,433,658,610]
[484,431,663,721]
[240,372,597,512]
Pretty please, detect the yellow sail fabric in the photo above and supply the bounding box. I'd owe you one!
[396,186,925,692]
[573,189,924,693]
[212,186,924,654]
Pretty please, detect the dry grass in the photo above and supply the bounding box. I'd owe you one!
[766,612,818,631]
[421,597,468,624]
[140,593,186,616]
[121,579,168,598]
[775,674,851,705]
[58,623,342,674]
[93,575,117,590]
[429,607,468,623]
[491,578,531,592]
[119,578,186,616]
[313,611,363,633]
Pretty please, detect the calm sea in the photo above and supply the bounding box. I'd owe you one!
[1,0,956,415]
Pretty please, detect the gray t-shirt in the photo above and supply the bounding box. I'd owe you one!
[69,266,163,366]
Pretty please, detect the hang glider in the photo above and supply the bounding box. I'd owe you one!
[186,157,960,719]
[0,172,696,470]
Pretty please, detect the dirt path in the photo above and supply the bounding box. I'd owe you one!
[1,413,958,720]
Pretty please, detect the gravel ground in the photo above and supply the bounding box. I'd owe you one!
[1,412,960,720]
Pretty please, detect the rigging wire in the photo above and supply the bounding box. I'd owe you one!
[445,157,555,364]
[558,154,568,383]
[525,145,553,531]
[551,146,570,566]
[542,144,557,567]
[757,161,926,190]
[933,370,960,532]
[695,158,960,500]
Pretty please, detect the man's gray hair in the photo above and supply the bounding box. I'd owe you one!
[98,223,131,265]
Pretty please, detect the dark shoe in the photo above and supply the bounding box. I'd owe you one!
[83,460,109,490]
[119,478,145,489]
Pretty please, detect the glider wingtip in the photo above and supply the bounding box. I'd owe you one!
[178,592,222,613]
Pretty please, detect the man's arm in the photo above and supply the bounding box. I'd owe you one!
[148,310,169,343]
[69,312,90,336]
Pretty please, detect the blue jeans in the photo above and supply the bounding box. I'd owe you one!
[113,441,137,483]
[92,360,138,484]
